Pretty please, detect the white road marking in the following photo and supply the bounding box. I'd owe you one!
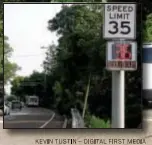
[39,113,55,128]
[10,113,29,115]
[62,118,67,128]
[143,118,152,122]
[4,120,46,123]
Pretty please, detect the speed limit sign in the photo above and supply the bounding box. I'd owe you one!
[103,3,136,39]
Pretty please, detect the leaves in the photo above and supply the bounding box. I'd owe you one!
[9,1,150,127]
[11,71,45,99]
[2,36,20,84]
[143,13,152,42]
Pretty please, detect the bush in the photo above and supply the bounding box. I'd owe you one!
[85,114,111,128]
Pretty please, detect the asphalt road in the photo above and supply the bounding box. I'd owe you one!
[0,110,3,129]
[1,108,152,129]
[143,109,152,121]
[3,107,65,129]
[0,112,152,145]
[1,109,152,145]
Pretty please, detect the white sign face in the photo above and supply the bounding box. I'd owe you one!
[106,41,137,71]
[103,4,136,39]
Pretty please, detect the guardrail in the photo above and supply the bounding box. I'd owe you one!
[62,115,68,128]
[71,108,85,128]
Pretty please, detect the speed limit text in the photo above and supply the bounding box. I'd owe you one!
[106,5,134,20]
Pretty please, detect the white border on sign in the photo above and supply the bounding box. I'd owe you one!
[103,3,137,40]
[106,67,137,71]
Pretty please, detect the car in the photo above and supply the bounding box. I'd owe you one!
[4,103,10,116]
[26,96,39,107]
[0,98,3,110]
[11,100,22,110]
[7,102,12,108]
[21,101,25,108]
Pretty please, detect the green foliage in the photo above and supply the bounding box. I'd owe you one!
[143,13,152,42]
[43,4,142,127]
[11,76,25,96]
[10,1,152,128]
[52,81,63,96]
[3,0,50,1]
[46,4,105,116]
[3,36,20,84]
[11,71,45,103]
[6,96,17,102]
[0,35,20,84]
[85,114,110,128]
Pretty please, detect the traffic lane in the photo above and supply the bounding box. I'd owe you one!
[143,109,152,118]
[43,120,64,128]
[143,118,152,132]
[4,121,43,128]
[143,109,152,123]
[40,113,65,128]
[0,109,3,129]
[0,116,3,129]
[9,107,55,117]
[4,120,65,129]
[15,107,54,114]
[4,114,55,121]
[4,113,55,129]
[4,113,65,128]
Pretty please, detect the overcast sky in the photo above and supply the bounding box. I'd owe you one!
[4,4,63,94]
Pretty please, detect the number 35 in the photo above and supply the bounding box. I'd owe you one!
[108,21,131,35]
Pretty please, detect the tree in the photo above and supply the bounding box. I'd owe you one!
[45,3,144,127]
[11,71,48,105]
[3,36,20,84]
[47,4,107,116]
[143,13,152,42]
[8,2,151,128]
[11,76,25,97]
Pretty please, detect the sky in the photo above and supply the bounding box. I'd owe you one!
[4,4,63,94]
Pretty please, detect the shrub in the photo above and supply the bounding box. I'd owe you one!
[85,114,111,128]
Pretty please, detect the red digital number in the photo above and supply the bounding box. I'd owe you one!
[115,44,132,60]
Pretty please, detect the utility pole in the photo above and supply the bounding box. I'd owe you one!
[41,46,50,97]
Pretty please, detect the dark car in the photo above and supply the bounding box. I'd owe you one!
[11,100,22,110]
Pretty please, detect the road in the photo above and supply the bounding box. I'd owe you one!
[143,109,152,121]
[0,109,152,145]
[0,109,2,129]
[3,107,66,129]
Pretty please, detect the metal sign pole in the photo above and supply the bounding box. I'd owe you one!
[112,71,125,128]
[112,71,117,127]
[111,40,125,128]
[103,3,136,128]
[119,70,125,128]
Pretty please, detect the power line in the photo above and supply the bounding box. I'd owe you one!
[11,53,45,58]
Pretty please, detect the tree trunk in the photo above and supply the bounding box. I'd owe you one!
[82,73,91,118]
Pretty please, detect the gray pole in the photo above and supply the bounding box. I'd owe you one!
[112,71,125,128]
[41,46,49,97]
[44,69,47,97]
